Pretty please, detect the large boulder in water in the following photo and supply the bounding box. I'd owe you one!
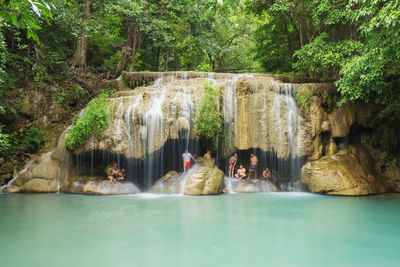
[224,178,278,193]
[301,146,386,196]
[2,152,60,193]
[184,159,224,195]
[2,127,71,193]
[60,180,140,195]
[152,171,184,194]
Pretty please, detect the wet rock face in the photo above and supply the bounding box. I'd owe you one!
[60,181,140,195]
[301,146,387,196]
[224,178,277,193]
[152,160,225,195]
[2,153,60,193]
[379,159,400,192]
[328,104,356,138]
[82,72,312,161]
[152,171,184,194]
[1,129,71,193]
[184,159,224,195]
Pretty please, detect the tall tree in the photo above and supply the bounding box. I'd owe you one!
[70,0,92,70]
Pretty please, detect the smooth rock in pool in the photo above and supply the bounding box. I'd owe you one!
[60,181,140,195]
[1,127,71,193]
[184,159,224,195]
[152,171,184,194]
[2,152,60,193]
[301,145,386,196]
[225,179,278,193]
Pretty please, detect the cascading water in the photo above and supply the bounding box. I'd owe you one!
[71,72,308,191]
[266,80,303,184]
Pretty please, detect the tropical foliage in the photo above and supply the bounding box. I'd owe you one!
[194,82,223,142]
[0,0,399,166]
[64,92,111,150]
[247,0,400,117]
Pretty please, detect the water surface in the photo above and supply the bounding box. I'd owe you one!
[0,193,399,267]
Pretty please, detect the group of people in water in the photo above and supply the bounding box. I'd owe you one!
[229,153,271,181]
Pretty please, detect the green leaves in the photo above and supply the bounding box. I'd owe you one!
[334,0,400,110]
[0,122,45,160]
[194,82,223,142]
[64,92,111,150]
[296,89,313,113]
[293,33,363,74]
[0,0,53,44]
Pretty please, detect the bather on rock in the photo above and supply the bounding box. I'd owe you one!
[203,150,212,160]
[235,164,247,180]
[262,168,271,181]
[248,153,258,180]
[229,153,238,178]
[106,163,125,182]
[203,150,216,167]
[182,149,196,173]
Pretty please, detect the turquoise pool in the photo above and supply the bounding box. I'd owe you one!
[0,193,399,267]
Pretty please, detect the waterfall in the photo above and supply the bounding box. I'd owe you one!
[70,72,308,191]
[268,81,303,181]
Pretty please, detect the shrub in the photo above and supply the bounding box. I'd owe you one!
[0,123,45,160]
[64,92,111,150]
[194,82,223,142]
[296,89,313,113]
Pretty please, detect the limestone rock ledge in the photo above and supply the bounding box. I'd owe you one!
[224,178,278,193]
[301,146,387,196]
[152,160,224,195]
[60,181,140,195]
[1,128,71,193]
[152,171,184,194]
[184,159,224,195]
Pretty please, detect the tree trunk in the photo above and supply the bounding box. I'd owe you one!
[129,32,144,72]
[300,24,304,48]
[129,33,138,72]
[207,53,215,71]
[289,5,312,43]
[71,1,91,70]
[282,18,293,56]
[155,47,160,71]
[115,26,135,76]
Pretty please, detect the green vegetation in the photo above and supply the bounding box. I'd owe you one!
[296,89,313,114]
[0,0,400,173]
[0,122,45,160]
[247,0,400,118]
[194,82,223,143]
[64,92,111,150]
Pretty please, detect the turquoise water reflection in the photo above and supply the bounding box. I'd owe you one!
[0,193,399,267]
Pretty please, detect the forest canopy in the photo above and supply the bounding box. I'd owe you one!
[0,0,399,161]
